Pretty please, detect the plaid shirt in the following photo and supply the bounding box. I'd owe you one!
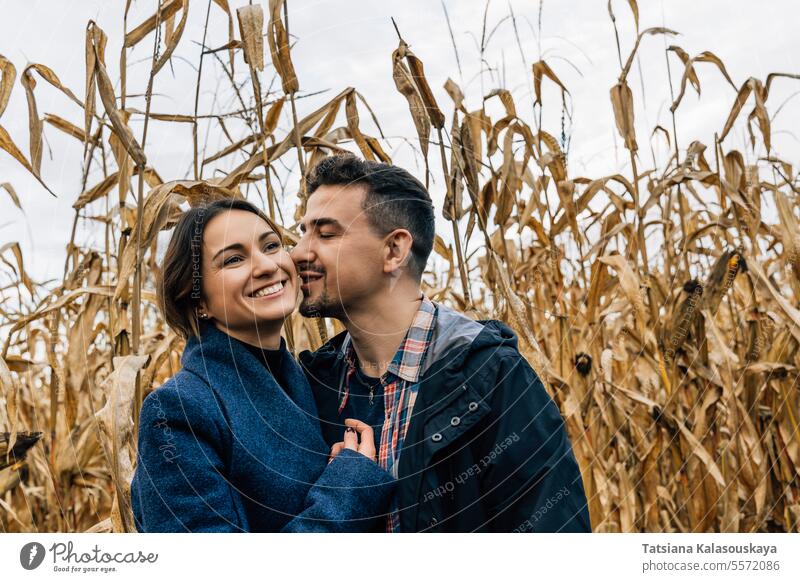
[337,295,437,532]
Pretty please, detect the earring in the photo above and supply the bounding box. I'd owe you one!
[197,310,209,320]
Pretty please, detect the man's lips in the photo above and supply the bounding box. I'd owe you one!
[299,271,323,292]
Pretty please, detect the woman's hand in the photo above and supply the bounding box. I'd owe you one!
[328,418,377,463]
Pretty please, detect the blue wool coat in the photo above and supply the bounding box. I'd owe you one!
[130,322,395,532]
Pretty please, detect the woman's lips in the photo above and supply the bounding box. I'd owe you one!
[248,280,287,300]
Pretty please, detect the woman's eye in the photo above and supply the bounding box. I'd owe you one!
[223,256,242,266]
[319,232,334,239]
[263,241,280,252]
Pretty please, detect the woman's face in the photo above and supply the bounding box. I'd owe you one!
[198,209,298,346]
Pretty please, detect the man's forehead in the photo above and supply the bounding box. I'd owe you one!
[303,183,365,222]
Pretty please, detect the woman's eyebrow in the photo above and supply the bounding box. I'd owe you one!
[211,230,277,261]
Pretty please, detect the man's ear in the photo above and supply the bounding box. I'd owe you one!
[383,229,414,275]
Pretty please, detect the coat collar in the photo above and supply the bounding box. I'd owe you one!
[181,322,321,430]
[299,302,518,382]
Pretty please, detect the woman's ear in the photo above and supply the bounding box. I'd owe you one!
[196,299,211,320]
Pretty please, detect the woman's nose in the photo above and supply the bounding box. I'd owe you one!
[252,251,279,276]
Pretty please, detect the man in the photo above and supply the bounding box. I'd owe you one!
[292,154,591,532]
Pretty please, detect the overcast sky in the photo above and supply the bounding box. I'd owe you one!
[0,0,798,285]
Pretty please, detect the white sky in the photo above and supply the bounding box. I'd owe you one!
[0,0,798,285]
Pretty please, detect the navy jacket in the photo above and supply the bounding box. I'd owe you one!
[300,303,591,532]
[131,322,395,532]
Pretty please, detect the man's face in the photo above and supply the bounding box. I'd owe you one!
[291,184,386,319]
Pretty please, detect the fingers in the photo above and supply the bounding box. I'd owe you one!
[343,425,358,451]
[344,418,376,461]
[344,418,370,432]
[358,426,376,461]
[328,442,345,463]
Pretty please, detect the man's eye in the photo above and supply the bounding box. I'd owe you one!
[318,232,335,239]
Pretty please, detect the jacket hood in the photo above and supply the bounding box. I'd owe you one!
[299,302,520,375]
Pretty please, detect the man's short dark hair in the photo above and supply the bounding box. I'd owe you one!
[305,154,435,279]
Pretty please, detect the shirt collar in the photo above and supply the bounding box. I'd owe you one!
[340,294,437,384]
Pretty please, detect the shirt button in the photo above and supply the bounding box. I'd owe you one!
[431,433,443,442]
[450,416,461,426]
[468,402,479,412]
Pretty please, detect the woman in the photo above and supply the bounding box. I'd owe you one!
[130,198,395,532]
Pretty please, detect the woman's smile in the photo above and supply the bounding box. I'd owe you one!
[248,279,287,300]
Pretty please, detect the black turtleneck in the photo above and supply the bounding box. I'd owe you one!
[241,340,288,391]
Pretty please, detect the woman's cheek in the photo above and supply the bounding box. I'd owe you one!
[221,271,244,311]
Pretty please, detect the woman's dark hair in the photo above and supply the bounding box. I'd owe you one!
[159,197,281,339]
[305,154,435,279]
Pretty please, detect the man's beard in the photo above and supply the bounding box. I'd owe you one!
[299,284,347,320]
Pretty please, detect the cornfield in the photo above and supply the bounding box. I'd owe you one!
[0,0,798,534]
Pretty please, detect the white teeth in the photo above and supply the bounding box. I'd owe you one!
[251,281,283,298]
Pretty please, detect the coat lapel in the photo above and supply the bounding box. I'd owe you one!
[181,323,323,442]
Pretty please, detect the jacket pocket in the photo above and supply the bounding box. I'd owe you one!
[422,383,492,458]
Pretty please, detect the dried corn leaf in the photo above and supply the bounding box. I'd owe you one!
[608,0,639,33]
[345,91,374,161]
[237,3,264,72]
[94,354,149,533]
[9,286,114,334]
[619,28,677,82]
[670,49,736,112]
[720,78,768,149]
[84,22,104,144]
[152,0,189,76]
[405,49,445,129]
[20,69,43,175]
[267,0,299,93]
[747,257,800,344]
[23,64,82,107]
[1,182,21,210]
[124,0,183,48]
[393,40,430,159]
[44,113,87,143]
[0,54,16,118]
[599,254,647,335]
[0,242,34,294]
[91,26,146,168]
[444,78,465,111]
[212,0,236,72]
[532,60,569,107]
[610,81,637,153]
[0,356,17,438]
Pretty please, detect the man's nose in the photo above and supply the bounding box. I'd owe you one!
[290,234,313,264]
